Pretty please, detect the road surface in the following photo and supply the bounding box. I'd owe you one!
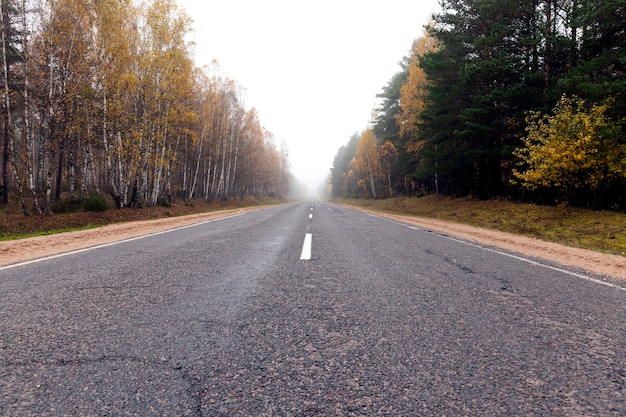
[1,201,625,416]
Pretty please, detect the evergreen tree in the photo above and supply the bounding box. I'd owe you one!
[330,133,359,198]
[419,0,548,198]
[372,67,407,145]
[372,65,414,194]
[558,0,626,120]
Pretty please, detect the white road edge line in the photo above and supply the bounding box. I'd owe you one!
[300,233,312,260]
[365,213,626,292]
[0,213,245,271]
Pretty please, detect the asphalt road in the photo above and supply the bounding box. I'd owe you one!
[1,201,625,416]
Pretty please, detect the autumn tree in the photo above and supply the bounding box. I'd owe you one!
[132,0,195,206]
[179,66,290,202]
[379,140,398,197]
[92,0,141,208]
[395,29,439,194]
[231,107,263,198]
[16,0,42,214]
[513,95,626,207]
[397,29,437,141]
[26,0,110,212]
[0,0,292,214]
[350,129,384,198]
[0,0,23,207]
[327,0,624,208]
[372,53,419,195]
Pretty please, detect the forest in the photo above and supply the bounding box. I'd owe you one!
[0,0,291,216]
[330,0,626,210]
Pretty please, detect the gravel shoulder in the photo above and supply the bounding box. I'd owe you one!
[2,203,625,281]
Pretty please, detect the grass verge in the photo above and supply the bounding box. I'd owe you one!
[0,197,285,242]
[336,195,626,257]
[1,225,103,241]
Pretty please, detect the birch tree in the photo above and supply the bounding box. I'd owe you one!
[92,0,140,208]
[0,0,22,208]
[351,129,383,198]
[136,0,193,206]
[0,0,292,213]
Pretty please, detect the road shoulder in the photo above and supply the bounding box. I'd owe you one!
[342,204,626,280]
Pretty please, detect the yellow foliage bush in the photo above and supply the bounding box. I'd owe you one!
[513,95,626,198]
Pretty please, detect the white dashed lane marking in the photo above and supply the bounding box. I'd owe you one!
[300,233,312,260]
[300,203,315,260]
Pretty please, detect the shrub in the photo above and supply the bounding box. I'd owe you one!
[52,193,109,213]
[83,193,109,212]
[513,95,626,206]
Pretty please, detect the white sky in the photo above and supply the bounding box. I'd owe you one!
[177,0,439,194]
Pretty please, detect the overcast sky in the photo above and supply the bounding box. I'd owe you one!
[177,0,439,194]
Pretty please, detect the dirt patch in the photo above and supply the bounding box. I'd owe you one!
[345,205,626,281]
[2,203,625,281]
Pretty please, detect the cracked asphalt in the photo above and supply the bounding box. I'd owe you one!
[1,201,625,416]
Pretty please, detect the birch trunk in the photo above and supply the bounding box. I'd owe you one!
[26,99,42,214]
[81,141,89,197]
[68,159,75,199]
[203,157,212,200]
[116,131,128,207]
[189,122,205,200]
[224,128,235,196]
[44,167,52,215]
[211,110,227,199]
[151,115,169,206]
[1,0,10,205]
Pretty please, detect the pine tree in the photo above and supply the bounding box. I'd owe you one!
[419,0,547,197]
[558,0,626,119]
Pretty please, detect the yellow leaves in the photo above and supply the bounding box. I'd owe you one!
[513,95,626,194]
[398,28,439,138]
[19,0,289,205]
[379,141,398,160]
[406,139,426,154]
[143,0,191,54]
[351,129,379,174]
[120,72,139,94]
[348,129,402,198]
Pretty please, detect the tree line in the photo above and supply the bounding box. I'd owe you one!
[331,0,626,209]
[0,0,290,215]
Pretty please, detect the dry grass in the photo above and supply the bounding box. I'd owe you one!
[336,195,626,257]
[0,197,283,241]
